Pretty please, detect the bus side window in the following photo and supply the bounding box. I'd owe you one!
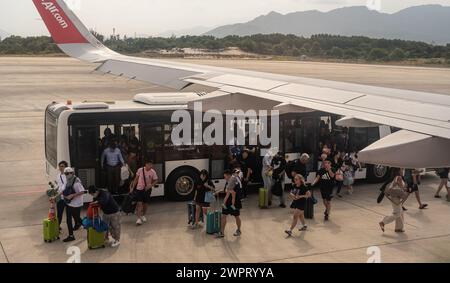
[350,128,368,152]
[367,127,380,145]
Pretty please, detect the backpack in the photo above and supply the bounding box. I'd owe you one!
[62,178,78,204]
[271,179,283,197]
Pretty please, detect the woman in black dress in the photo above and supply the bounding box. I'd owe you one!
[193,170,215,229]
[285,174,311,236]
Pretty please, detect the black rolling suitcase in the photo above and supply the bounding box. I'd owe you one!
[121,193,137,215]
[304,188,315,219]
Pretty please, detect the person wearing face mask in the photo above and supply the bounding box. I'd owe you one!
[101,139,125,195]
[62,167,85,242]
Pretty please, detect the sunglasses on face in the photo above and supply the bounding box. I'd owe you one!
[64,172,74,176]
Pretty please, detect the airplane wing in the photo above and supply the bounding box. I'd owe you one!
[33,0,450,167]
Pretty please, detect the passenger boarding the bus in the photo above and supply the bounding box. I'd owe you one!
[101,140,125,195]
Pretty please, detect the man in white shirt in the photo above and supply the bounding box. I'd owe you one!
[62,167,86,242]
[55,161,68,231]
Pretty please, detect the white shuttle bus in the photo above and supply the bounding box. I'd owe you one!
[45,93,392,202]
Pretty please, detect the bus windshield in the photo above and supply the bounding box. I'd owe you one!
[45,107,58,168]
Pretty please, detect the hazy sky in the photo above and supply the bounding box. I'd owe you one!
[1,0,450,37]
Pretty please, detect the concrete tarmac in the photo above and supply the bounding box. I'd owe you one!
[0,57,449,263]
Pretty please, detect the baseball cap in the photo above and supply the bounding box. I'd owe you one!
[64,167,75,174]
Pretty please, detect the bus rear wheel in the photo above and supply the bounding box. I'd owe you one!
[165,168,199,201]
[367,164,390,183]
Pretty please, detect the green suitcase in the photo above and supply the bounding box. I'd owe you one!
[259,188,268,208]
[87,227,106,249]
[43,218,59,243]
[206,210,221,234]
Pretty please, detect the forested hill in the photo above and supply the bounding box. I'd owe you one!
[1,33,449,64]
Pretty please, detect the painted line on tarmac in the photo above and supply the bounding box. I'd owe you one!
[335,196,420,229]
[0,240,10,263]
[262,233,450,263]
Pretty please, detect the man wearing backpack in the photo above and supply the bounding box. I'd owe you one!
[379,174,409,233]
[270,152,287,208]
[62,167,85,242]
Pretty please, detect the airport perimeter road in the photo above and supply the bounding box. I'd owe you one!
[0,57,449,263]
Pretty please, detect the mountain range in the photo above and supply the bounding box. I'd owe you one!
[204,5,450,45]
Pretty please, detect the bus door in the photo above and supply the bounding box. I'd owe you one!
[300,116,318,176]
[141,123,164,188]
[118,124,140,174]
[71,125,100,189]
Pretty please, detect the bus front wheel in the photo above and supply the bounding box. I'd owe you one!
[165,168,199,201]
[367,164,390,183]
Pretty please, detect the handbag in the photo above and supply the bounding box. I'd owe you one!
[90,204,108,233]
[335,170,344,182]
[204,190,216,203]
[92,217,108,233]
[120,164,130,181]
[121,193,137,214]
[307,184,318,205]
[62,178,77,204]
[82,217,92,229]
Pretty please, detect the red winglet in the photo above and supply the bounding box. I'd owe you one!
[33,0,88,44]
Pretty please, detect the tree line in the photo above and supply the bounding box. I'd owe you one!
[1,33,450,62]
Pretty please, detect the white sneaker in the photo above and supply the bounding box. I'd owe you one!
[111,240,120,248]
[136,218,143,225]
[141,216,147,223]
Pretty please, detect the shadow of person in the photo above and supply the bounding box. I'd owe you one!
[381,232,409,241]
[323,219,342,235]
